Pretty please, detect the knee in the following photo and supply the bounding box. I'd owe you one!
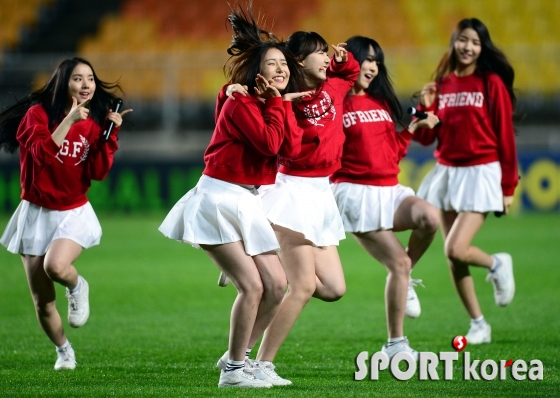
[419,207,440,234]
[287,281,316,305]
[319,283,346,302]
[43,259,69,280]
[387,255,412,278]
[237,279,265,302]
[264,278,287,305]
[33,298,57,316]
[444,243,467,265]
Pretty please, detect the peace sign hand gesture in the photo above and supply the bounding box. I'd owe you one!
[331,43,348,63]
[66,97,90,124]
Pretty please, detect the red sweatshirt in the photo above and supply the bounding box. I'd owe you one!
[331,94,411,186]
[17,104,119,210]
[279,53,360,177]
[203,90,303,185]
[413,71,518,196]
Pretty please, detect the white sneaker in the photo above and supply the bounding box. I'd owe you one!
[216,351,265,379]
[218,368,272,388]
[255,361,292,386]
[466,321,491,344]
[381,338,419,361]
[218,272,230,287]
[405,277,424,318]
[486,253,515,306]
[54,344,76,370]
[66,276,90,328]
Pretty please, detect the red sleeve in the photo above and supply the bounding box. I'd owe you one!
[278,101,303,159]
[489,75,518,196]
[412,88,439,146]
[396,127,413,162]
[326,52,360,94]
[215,85,230,122]
[86,125,119,181]
[16,106,60,165]
[226,96,286,156]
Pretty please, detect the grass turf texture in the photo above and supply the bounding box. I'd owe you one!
[0,212,558,397]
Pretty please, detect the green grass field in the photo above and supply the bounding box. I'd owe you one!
[0,212,559,397]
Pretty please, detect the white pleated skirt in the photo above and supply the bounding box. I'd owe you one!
[260,173,346,247]
[332,182,415,232]
[158,175,279,256]
[0,200,102,256]
[417,161,503,212]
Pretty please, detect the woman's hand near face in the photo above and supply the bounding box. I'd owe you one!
[226,83,249,100]
[420,82,437,108]
[66,97,90,124]
[331,43,348,63]
[254,74,281,99]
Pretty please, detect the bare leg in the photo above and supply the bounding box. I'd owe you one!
[353,230,410,338]
[22,255,67,347]
[441,211,491,319]
[393,196,439,267]
[247,252,287,348]
[43,239,83,290]
[313,245,346,302]
[256,226,317,362]
[202,241,266,362]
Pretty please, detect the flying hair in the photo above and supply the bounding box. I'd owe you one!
[226,1,277,56]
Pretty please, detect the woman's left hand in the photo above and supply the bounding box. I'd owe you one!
[331,43,348,63]
[408,112,440,132]
[503,195,514,215]
[107,107,133,127]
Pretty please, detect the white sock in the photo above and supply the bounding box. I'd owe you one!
[225,359,245,373]
[245,348,252,359]
[471,316,485,325]
[490,256,501,273]
[57,340,71,350]
[71,276,83,293]
[388,336,405,345]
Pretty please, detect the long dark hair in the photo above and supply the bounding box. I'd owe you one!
[0,57,121,153]
[435,18,516,107]
[346,35,403,124]
[224,2,305,95]
[285,31,330,118]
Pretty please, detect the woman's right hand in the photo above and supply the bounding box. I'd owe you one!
[254,74,281,99]
[282,91,313,102]
[66,97,90,124]
[226,83,248,99]
[420,82,437,108]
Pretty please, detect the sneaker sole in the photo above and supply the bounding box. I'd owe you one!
[217,272,230,287]
[495,254,515,306]
[218,384,272,388]
[54,363,76,370]
[68,281,90,328]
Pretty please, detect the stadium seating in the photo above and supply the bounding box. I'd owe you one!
[43,0,558,99]
[0,0,53,50]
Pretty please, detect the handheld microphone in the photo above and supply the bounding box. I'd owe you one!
[101,98,123,142]
[407,107,428,119]
[407,107,442,127]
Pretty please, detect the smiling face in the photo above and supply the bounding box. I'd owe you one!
[300,48,330,88]
[353,45,378,95]
[453,27,482,74]
[68,63,95,106]
[260,47,290,91]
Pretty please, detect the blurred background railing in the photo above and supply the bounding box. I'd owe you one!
[1,0,559,212]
